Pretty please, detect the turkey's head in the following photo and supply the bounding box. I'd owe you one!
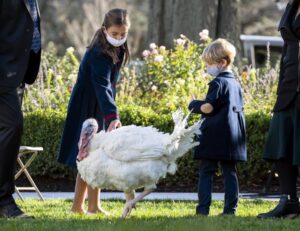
[77,118,98,161]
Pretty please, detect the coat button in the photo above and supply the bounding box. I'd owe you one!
[26,28,30,32]
[24,49,28,52]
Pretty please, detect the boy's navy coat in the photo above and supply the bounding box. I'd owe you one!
[58,45,123,168]
[189,71,247,161]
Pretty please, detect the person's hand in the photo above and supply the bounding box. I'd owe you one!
[107,119,122,132]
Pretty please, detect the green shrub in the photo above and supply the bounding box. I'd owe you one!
[23,105,272,189]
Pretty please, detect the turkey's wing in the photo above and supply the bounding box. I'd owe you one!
[93,125,169,162]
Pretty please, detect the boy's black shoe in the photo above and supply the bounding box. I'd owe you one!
[218,212,236,217]
[257,195,300,219]
[196,212,208,216]
[0,202,33,219]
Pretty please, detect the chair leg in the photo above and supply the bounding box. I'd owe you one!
[15,151,45,201]
[14,186,24,202]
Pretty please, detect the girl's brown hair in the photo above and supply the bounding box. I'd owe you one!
[88,8,130,65]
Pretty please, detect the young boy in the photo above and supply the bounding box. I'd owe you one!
[188,39,247,216]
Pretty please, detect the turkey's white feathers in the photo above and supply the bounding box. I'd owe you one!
[77,110,201,193]
[89,125,168,162]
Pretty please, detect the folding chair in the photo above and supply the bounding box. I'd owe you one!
[14,86,45,201]
[15,146,45,201]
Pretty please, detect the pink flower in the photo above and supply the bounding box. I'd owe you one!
[151,49,158,55]
[175,38,186,46]
[154,55,164,63]
[199,29,209,41]
[142,50,151,57]
[149,43,157,50]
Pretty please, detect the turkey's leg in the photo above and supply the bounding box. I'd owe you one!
[122,188,154,218]
[124,191,135,202]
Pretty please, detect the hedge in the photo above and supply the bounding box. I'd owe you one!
[22,105,272,189]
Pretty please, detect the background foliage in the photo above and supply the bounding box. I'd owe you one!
[21,32,278,190]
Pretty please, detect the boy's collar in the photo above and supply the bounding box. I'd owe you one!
[216,70,234,78]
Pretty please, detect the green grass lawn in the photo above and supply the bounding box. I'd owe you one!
[0,199,300,231]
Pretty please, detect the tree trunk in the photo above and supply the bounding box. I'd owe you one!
[148,0,241,51]
[217,0,241,61]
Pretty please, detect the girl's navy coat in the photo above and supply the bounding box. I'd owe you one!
[189,71,247,162]
[58,45,123,168]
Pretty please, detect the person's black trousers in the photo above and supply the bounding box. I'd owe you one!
[276,161,298,198]
[0,87,23,206]
[196,160,239,215]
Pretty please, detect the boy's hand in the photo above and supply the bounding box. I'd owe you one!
[200,103,214,114]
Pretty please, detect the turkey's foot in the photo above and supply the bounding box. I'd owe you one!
[121,189,154,218]
[122,201,136,218]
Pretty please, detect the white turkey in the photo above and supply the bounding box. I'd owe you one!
[76,110,201,218]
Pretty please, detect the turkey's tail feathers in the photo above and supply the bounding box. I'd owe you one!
[166,110,202,169]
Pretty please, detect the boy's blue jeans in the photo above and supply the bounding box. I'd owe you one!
[196,160,239,215]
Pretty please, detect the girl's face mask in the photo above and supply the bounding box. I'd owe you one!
[104,25,128,47]
[105,33,127,47]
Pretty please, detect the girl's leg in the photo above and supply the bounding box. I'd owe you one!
[71,173,87,213]
[87,186,109,215]
[221,161,239,215]
[196,160,218,215]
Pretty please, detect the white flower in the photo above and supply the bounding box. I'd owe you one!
[154,55,164,63]
[66,47,75,53]
[164,80,170,86]
[176,38,186,46]
[142,50,150,57]
[149,43,157,50]
[151,85,158,91]
[159,46,166,51]
[199,29,209,41]
[180,34,185,39]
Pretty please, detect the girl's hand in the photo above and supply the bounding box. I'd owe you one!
[108,119,122,132]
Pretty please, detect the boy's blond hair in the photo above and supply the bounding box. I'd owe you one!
[202,38,236,67]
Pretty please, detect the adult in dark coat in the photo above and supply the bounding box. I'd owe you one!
[0,0,41,218]
[258,0,300,219]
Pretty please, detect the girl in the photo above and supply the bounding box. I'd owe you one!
[58,8,130,214]
[188,39,247,216]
